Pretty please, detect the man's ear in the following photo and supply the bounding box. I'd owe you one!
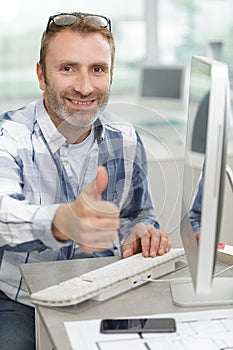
[36,62,46,91]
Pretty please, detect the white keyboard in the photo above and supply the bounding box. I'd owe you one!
[30,248,185,307]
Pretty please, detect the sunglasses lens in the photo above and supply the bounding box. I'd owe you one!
[48,13,110,32]
[85,15,108,28]
[53,14,77,26]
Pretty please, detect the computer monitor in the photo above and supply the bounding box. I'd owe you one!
[138,64,188,119]
[170,55,233,306]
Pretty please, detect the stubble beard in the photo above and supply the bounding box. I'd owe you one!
[45,84,110,128]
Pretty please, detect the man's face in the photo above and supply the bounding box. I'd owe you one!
[37,30,112,127]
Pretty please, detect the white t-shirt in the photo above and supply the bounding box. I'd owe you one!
[67,128,95,185]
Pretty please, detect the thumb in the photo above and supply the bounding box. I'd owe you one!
[95,166,109,196]
[84,166,109,201]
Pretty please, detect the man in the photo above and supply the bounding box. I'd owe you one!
[0,12,171,349]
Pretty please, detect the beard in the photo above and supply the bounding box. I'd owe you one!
[44,84,110,128]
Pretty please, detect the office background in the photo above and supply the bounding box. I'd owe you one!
[0,0,233,101]
[1,0,233,246]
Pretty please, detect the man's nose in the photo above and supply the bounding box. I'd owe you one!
[73,72,94,96]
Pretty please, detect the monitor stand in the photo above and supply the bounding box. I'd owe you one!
[170,277,233,307]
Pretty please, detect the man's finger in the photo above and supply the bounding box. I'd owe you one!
[83,166,109,201]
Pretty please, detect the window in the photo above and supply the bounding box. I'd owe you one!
[1,0,232,109]
[156,0,233,85]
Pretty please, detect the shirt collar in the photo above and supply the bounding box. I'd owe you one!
[35,97,105,153]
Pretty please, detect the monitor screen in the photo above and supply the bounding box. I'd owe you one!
[170,56,233,306]
[138,65,188,114]
[141,65,185,99]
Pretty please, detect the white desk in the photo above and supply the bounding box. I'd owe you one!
[20,256,233,350]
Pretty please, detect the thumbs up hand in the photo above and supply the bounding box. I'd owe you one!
[52,166,120,252]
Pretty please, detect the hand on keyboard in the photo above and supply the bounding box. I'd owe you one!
[30,248,185,307]
[122,223,172,258]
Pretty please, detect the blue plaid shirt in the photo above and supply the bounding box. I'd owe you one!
[0,97,159,305]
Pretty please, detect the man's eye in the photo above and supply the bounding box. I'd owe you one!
[61,66,73,72]
[93,66,104,73]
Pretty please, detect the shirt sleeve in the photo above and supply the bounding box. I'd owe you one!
[0,194,67,249]
[0,130,70,249]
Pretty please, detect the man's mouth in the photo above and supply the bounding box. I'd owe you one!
[66,98,95,109]
[71,99,92,105]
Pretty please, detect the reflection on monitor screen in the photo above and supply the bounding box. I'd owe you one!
[170,56,233,307]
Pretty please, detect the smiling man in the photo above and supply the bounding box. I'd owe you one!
[0,12,171,349]
[38,31,111,130]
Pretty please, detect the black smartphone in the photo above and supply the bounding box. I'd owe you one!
[100,317,176,334]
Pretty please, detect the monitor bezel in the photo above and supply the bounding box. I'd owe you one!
[194,56,228,293]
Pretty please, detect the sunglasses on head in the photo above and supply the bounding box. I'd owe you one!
[45,12,111,33]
